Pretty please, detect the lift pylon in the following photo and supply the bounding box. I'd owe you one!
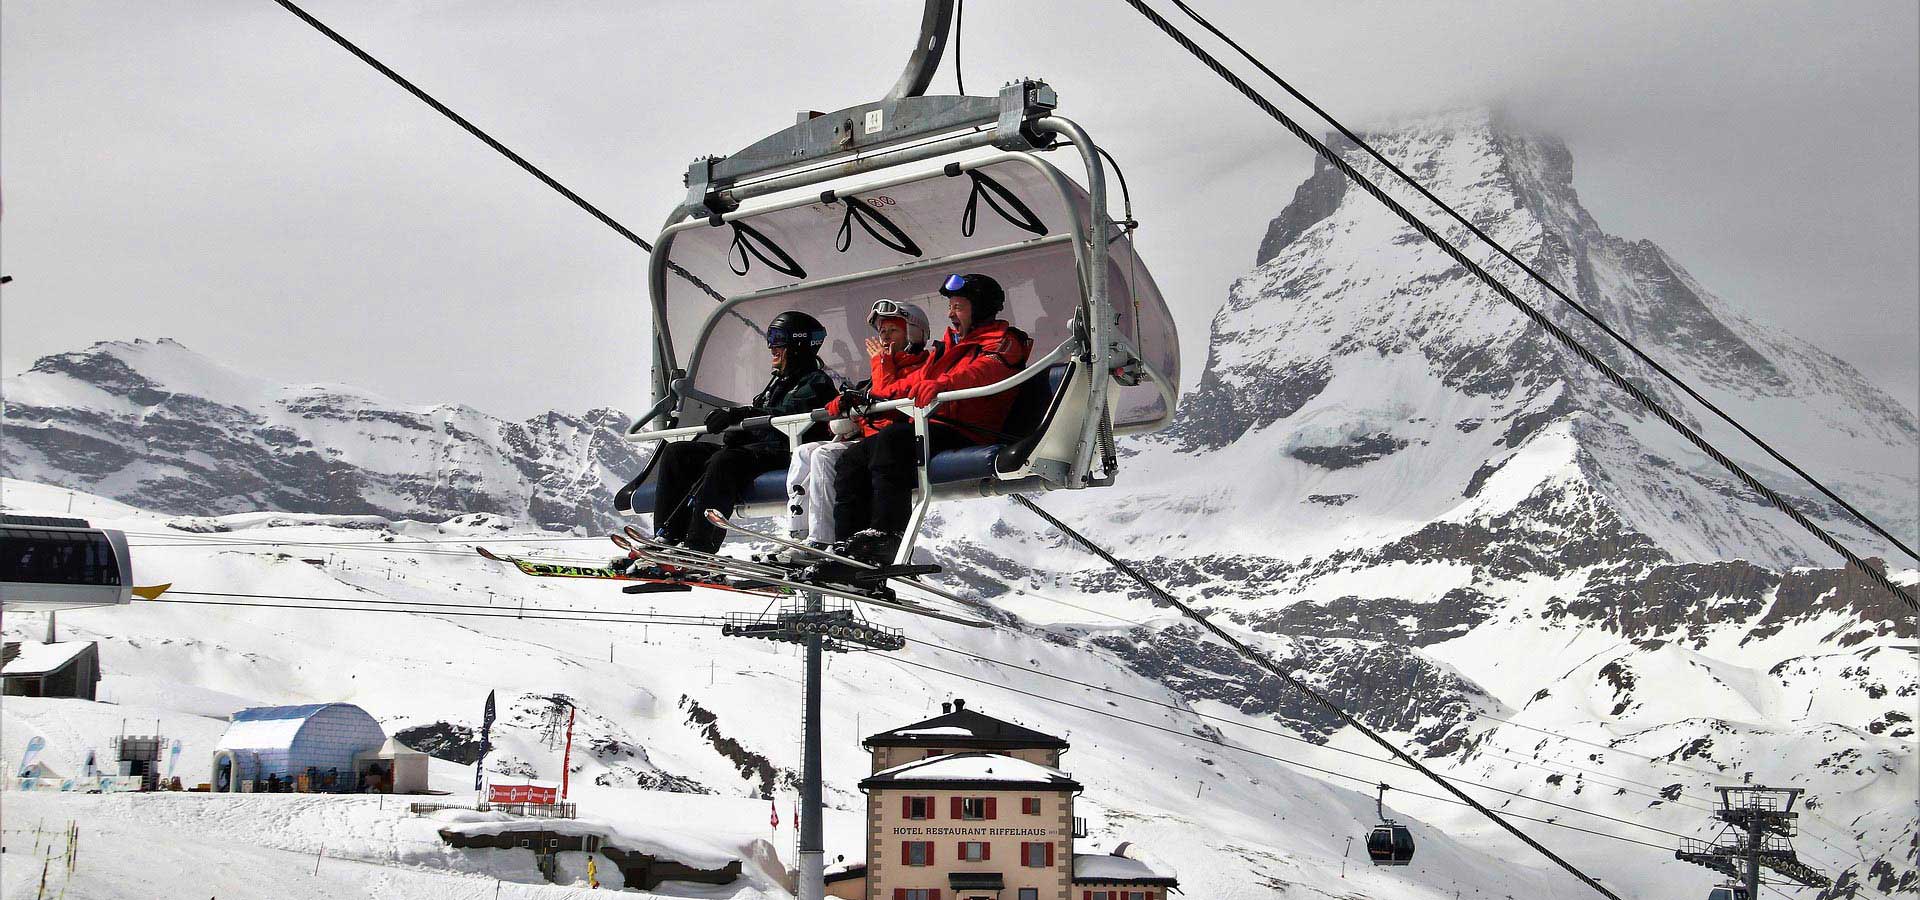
[1676,783,1830,898]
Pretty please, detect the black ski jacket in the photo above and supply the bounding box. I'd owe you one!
[729,362,837,451]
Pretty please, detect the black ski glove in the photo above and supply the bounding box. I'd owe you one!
[705,407,751,433]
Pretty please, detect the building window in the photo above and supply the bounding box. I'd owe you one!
[955,796,995,820]
[959,841,989,861]
[1020,891,1039,900]
[902,840,935,866]
[894,890,942,900]
[1021,797,1041,815]
[1124,892,1153,900]
[902,795,934,820]
[1020,841,1055,867]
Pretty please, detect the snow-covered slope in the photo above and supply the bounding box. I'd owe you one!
[0,338,646,531]
[919,109,1916,897]
[3,480,1594,900]
[2,110,1912,899]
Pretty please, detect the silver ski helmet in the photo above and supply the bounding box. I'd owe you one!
[866,298,930,344]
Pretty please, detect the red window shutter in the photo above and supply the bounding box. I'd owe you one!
[1084,892,1092,900]
[928,841,936,864]
[985,797,997,819]
[982,841,991,860]
[894,890,906,900]
[931,892,941,900]
[901,841,911,865]
[902,796,912,817]
[951,797,963,819]
[1046,843,1056,866]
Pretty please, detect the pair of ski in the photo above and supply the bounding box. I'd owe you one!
[478,512,987,628]
[474,545,791,598]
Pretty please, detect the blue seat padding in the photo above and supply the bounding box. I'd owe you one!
[624,364,1066,516]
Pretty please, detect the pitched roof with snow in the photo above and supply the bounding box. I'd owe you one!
[1072,852,1178,886]
[858,751,1081,791]
[1,641,94,676]
[863,700,1067,750]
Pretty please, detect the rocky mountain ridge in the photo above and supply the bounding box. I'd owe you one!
[1,337,646,531]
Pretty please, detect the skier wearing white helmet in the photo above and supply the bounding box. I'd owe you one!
[781,298,932,549]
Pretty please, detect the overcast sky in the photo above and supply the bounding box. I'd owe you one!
[3,0,1915,421]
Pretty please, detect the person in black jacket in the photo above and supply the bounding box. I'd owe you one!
[650,311,839,554]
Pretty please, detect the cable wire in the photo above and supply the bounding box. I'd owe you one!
[1168,0,1916,568]
[1116,0,1915,612]
[266,0,725,303]
[1013,493,1627,900]
[884,654,1673,852]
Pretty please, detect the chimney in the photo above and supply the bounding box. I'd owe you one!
[45,610,56,644]
[952,698,966,711]
[940,702,952,714]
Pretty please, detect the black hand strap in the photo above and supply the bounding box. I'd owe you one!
[835,197,922,257]
[725,220,806,279]
[961,169,1048,238]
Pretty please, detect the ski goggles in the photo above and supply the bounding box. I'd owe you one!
[766,326,821,348]
[867,298,908,328]
[940,274,972,295]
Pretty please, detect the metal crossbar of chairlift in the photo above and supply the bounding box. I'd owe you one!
[720,598,905,653]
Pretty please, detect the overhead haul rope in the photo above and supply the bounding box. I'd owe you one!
[1119,0,1916,611]
[1167,0,1917,569]
[1012,494,1627,900]
[884,654,1671,853]
[267,0,724,305]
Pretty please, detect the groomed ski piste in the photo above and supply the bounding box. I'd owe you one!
[1,476,1913,899]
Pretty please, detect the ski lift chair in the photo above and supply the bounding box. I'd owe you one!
[620,80,1179,565]
[1,515,133,611]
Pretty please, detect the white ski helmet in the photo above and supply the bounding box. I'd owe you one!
[866,298,930,344]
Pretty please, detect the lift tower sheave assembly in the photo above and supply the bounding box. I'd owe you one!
[1676,784,1830,899]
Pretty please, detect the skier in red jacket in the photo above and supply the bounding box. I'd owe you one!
[832,273,1032,563]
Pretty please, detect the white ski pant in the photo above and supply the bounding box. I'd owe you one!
[787,440,853,541]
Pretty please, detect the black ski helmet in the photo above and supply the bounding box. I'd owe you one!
[939,273,1005,321]
[766,310,827,354]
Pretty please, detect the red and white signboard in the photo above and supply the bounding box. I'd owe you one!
[490,782,559,804]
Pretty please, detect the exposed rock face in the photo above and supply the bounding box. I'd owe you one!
[1,338,648,531]
[928,110,1915,894]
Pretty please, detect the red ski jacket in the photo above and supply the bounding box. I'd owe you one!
[883,319,1033,443]
[826,345,932,438]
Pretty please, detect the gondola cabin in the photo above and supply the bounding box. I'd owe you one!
[0,515,133,611]
[1367,822,1415,867]
[620,80,1180,564]
[1707,886,1749,900]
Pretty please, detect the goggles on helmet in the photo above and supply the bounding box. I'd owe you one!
[940,274,971,295]
[766,326,808,348]
[867,298,907,328]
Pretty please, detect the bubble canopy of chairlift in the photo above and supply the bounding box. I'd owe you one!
[645,152,1179,434]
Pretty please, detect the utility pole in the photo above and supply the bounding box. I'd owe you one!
[1676,781,1829,898]
[798,588,825,900]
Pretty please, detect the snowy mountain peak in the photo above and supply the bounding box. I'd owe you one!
[2,339,647,531]
[1167,109,1916,566]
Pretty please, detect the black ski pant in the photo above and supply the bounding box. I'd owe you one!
[651,441,788,553]
[832,420,972,539]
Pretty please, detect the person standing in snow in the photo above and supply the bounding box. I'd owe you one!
[831,274,1031,563]
[783,299,933,549]
[648,310,838,555]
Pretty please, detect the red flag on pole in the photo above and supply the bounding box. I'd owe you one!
[770,797,780,828]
